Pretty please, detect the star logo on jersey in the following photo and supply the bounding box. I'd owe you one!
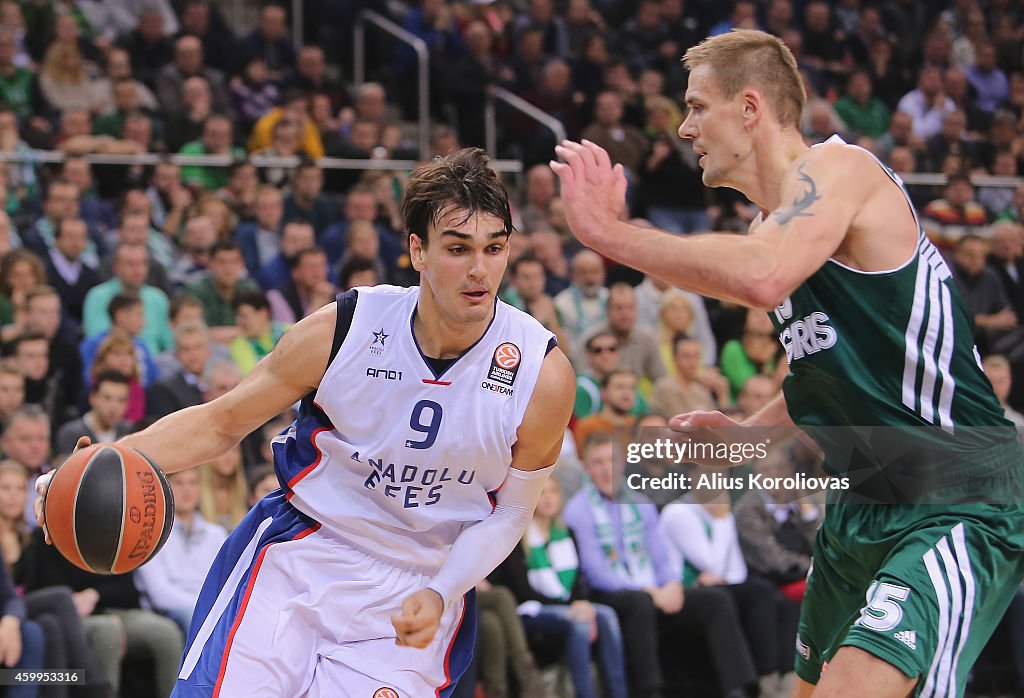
[369,328,389,357]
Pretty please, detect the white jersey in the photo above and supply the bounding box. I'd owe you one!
[272,285,554,570]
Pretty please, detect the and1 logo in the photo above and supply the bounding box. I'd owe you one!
[372,689,399,698]
[487,342,521,386]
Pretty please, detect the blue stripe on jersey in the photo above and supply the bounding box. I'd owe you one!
[438,588,477,698]
[173,492,318,694]
[272,395,335,494]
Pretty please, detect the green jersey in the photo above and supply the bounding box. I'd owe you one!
[766,155,1020,497]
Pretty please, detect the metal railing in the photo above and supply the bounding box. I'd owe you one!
[0,150,524,173]
[353,10,430,160]
[485,87,568,161]
[291,0,303,51]
[899,173,1024,188]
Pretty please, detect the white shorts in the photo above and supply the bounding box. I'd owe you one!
[171,492,475,698]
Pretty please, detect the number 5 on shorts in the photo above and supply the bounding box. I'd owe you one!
[856,581,911,632]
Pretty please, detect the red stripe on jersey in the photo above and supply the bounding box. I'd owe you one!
[212,523,320,696]
[286,425,331,491]
[434,595,468,697]
[422,379,452,385]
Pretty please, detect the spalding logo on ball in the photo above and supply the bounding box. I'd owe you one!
[44,443,175,575]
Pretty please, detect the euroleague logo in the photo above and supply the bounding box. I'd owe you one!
[373,689,400,698]
[485,342,521,393]
[494,342,521,370]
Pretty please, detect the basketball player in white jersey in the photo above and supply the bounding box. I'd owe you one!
[37,148,575,697]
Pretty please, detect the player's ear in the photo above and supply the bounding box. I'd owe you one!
[409,232,427,272]
[741,89,762,129]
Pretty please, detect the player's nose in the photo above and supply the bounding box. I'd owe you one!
[678,115,696,140]
[467,251,486,279]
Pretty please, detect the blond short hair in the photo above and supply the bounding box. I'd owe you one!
[683,29,805,129]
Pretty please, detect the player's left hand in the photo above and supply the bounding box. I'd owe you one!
[392,588,444,649]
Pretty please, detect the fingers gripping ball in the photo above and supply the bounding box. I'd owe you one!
[44,444,174,575]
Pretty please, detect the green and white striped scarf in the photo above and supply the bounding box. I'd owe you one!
[584,481,656,587]
[524,522,579,601]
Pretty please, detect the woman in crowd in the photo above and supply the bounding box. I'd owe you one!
[491,477,629,698]
[656,291,696,376]
[659,473,800,698]
[88,329,145,424]
[0,461,113,698]
[136,468,228,635]
[193,194,239,241]
[198,444,248,531]
[0,248,46,331]
[37,41,104,114]
[719,309,783,403]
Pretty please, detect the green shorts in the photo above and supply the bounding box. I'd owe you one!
[795,500,1024,696]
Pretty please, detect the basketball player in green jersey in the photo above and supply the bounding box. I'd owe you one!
[552,29,1024,698]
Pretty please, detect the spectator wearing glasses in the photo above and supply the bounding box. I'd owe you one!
[579,283,666,395]
[170,215,217,291]
[185,240,260,346]
[575,330,648,420]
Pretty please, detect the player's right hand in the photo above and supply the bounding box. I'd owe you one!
[35,435,92,544]
[392,588,443,649]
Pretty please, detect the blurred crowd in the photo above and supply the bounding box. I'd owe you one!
[0,0,1019,696]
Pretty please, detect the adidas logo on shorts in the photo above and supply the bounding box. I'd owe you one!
[894,630,917,650]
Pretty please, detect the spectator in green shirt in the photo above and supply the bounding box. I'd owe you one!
[179,113,245,192]
[574,330,649,419]
[0,29,38,121]
[719,310,781,403]
[228,289,288,375]
[185,240,259,346]
[834,68,891,140]
[82,242,173,355]
[998,185,1024,224]
[92,78,152,138]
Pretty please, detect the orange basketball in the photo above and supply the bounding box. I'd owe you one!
[44,443,174,575]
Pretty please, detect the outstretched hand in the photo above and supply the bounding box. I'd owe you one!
[550,140,629,248]
[34,435,92,545]
[668,410,741,431]
[391,588,444,649]
[667,410,746,469]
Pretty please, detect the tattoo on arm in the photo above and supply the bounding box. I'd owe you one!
[772,163,822,225]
